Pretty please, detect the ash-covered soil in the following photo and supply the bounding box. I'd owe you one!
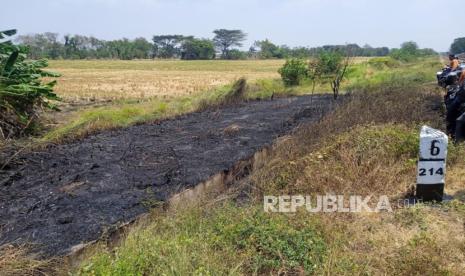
[0,95,333,256]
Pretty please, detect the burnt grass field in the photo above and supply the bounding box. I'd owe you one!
[0,95,333,257]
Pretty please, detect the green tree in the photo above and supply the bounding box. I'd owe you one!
[64,35,91,59]
[114,39,135,60]
[255,39,284,59]
[450,37,465,54]
[16,33,64,59]
[213,29,247,59]
[278,59,308,86]
[390,41,419,61]
[152,35,191,59]
[180,38,215,60]
[0,30,60,138]
[309,50,351,99]
[132,37,153,59]
[400,41,419,55]
[315,50,343,75]
[18,33,156,60]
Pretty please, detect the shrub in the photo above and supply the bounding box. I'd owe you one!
[0,29,60,138]
[278,58,308,86]
[314,50,343,75]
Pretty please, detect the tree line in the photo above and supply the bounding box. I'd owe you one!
[15,29,439,61]
[15,30,246,60]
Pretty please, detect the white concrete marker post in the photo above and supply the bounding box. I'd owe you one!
[416,125,448,202]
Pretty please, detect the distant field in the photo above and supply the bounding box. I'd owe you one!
[47,60,284,102]
[47,58,376,103]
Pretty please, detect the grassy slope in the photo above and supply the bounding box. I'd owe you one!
[70,57,465,275]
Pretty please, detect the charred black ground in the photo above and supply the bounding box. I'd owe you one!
[0,95,333,257]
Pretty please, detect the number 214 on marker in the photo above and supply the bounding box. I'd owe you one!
[417,161,445,184]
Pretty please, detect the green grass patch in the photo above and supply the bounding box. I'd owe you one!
[346,57,440,92]
[43,98,188,142]
[79,205,326,275]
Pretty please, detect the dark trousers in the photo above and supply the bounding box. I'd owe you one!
[456,112,465,142]
[446,100,461,138]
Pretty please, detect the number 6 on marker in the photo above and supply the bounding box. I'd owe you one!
[429,140,441,156]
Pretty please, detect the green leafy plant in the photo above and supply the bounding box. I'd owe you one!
[278,58,308,86]
[308,50,352,99]
[0,29,60,138]
[212,207,326,274]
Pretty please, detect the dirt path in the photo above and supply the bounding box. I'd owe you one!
[0,95,333,257]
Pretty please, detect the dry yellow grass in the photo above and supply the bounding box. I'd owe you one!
[47,59,284,102]
[47,58,373,103]
[0,245,61,276]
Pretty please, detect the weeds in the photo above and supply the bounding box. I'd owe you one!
[78,205,326,275]
[387,232,450,275]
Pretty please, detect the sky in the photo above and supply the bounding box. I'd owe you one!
[1,0,463,52]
